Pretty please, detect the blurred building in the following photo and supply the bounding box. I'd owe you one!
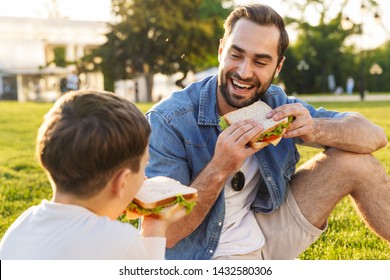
[0,16,108,102]
[114,67,219,103]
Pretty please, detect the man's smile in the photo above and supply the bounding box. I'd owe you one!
[229,77,257,97]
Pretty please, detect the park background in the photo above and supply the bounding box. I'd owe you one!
[1,0,390,102]
[1,0,390,260]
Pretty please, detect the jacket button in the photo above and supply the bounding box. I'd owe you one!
[209,250,214,254]
[218,222,222,226]
[266,176,272,181]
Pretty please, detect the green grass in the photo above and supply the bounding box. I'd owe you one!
[293,101,390,260]
[1,99,390,259]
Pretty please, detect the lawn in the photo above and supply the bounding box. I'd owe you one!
[0,99,389,259]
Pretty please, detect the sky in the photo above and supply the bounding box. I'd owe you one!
[0,0,389,48]
[0,0,112,21]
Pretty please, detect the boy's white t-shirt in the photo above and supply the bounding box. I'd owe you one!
[0,200,165,260]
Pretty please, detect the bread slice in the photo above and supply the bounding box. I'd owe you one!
[223,101,289,148]
[133,176,198,209]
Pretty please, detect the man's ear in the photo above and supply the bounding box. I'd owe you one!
[274,56,286,79]
[111,168,131,198]
[218,39,224,62]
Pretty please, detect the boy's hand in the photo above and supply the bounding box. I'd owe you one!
[140,204,187,237]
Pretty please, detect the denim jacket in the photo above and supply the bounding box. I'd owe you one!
[145,75,347,260]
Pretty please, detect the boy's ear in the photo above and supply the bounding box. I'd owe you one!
[111,168,131,198]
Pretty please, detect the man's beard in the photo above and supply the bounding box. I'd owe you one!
[218,69,275,109]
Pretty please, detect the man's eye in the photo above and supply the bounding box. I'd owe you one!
[255,61,266,66]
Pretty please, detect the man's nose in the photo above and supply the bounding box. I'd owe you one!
[237,59,253,80]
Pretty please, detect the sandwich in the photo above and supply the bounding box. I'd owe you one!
[125,176,198,220]
[219,101,293,149]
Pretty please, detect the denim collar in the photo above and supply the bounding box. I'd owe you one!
[198,74,220,127]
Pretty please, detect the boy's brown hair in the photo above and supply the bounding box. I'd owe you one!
[36,90,151,198]
[222,4,289,65]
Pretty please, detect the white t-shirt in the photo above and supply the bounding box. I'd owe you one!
[0,200,165,260]
[213,156,265,258]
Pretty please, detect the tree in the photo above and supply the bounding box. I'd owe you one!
[280,0,381,94]
[365,42,390,92]
[92,0,231,101]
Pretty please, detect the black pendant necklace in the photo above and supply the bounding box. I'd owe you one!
[231,171,245,191]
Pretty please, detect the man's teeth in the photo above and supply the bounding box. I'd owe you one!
[232,80,252,89]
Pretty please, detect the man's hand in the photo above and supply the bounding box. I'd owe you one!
[267,104,387,153]
[267,103,315,142]
[213,119,264,177]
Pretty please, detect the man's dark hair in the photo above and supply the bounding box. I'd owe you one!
[222,4,289,64]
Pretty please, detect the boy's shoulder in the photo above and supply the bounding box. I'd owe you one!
[0,201,142,259]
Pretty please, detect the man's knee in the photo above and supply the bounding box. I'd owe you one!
[323,148,382,178]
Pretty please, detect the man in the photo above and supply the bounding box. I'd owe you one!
[66,69,80,92]
[346,76,355,95]
[145,4,389,260]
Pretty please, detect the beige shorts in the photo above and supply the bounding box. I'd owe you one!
[213,187,326,260]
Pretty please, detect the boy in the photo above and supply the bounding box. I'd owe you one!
[0,90,185,259]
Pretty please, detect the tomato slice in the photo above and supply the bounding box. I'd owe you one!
[261,134,280,143]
